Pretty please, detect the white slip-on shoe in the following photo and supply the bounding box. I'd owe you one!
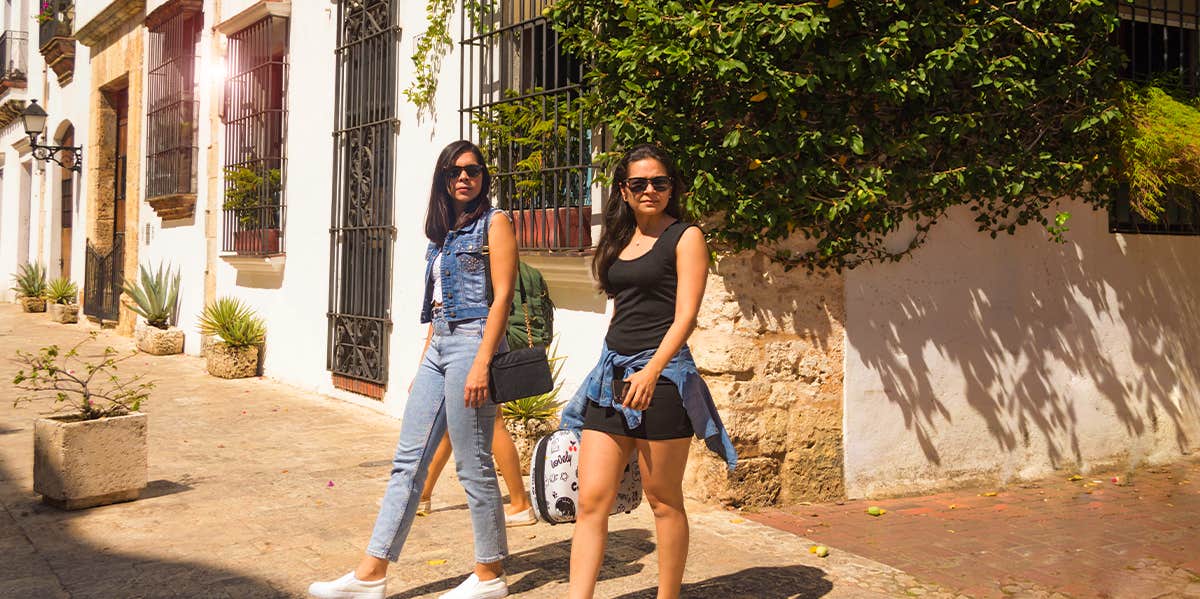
[504,507,536,527]
[437,573,508,599]
[416,498,432,516]
[307,571,386,599]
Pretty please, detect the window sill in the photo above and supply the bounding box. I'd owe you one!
[147,193,196,221]
[220,253,285,274]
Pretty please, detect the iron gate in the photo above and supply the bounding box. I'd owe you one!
[326,0,398,389]
[83,233,123,322]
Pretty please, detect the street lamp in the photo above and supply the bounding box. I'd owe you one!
[22,100,82,172]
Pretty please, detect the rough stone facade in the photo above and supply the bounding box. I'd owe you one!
[83,16,144,336]
[134,324,185,355]
[205,342,260,379]
[684,249,846,507]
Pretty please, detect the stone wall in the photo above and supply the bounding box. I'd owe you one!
[684,249,846,507]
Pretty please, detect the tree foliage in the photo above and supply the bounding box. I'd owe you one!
[549,0,1124,268]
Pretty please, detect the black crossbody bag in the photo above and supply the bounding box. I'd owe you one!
[482,213,554,404]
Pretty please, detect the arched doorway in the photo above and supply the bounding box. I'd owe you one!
[56,123,75,276]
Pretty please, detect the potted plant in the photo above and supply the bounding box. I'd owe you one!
[45,277,79,324]
[12,332,154,509]
[124,262,184,355]
[12,262,48,313]
[198,297,266,379]
[475,90,592,249]
[502,340,565,475]
[223,166,282,254]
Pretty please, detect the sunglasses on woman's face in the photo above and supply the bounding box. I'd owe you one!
[444,164,484,179]
[624,176,672,193]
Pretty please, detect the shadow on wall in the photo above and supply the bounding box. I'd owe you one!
[0,460,288,598]
[846,204,1200,482]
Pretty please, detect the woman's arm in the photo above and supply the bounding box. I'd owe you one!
[621,226,708,410]
[463,213,518,407]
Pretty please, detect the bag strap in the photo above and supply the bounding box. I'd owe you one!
[483,210,533,347]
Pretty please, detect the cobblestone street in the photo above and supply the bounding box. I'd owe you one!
[0,306,955,598]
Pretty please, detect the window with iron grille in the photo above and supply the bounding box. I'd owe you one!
[1112,0,1200,235]
[460,0,598,251]
[146,7,201,201]
[222,15,289,255]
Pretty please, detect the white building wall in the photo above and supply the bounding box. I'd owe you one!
[843,201,1200,497]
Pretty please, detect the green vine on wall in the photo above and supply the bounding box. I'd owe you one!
[1118,84,1200,221]
[407,0,494,111]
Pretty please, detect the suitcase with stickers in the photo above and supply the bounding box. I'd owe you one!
[529,429,642,524]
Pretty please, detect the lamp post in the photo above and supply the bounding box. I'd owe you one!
[22,100,82,172]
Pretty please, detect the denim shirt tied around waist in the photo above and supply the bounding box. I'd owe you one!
[420,208,501,324]
[560,343,738,470]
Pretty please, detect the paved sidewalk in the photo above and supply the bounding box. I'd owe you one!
[750,459,1200,598]
[0,304,953,599]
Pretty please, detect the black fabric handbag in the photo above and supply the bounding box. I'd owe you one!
[483,213,555,404]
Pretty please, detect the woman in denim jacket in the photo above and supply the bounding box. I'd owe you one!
[309,141,517,599]
[565,144,736,599]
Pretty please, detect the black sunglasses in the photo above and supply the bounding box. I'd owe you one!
[443,164,484,179]
[624,176,672,193]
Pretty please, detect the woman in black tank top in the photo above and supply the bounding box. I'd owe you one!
[570,145,711,599]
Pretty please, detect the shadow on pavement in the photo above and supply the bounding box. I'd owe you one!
[388,528,654,598]
[612,564,834,598]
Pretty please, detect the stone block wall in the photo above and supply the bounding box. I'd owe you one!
[683,249,846,507]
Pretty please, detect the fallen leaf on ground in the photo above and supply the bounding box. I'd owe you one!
[428,559,447,566]
[948,504,957,509]
[1069,474,1083,481]
[981,491,998,497]
[866,506,885,516]
[729,518,745,524]
[326,481,335,488]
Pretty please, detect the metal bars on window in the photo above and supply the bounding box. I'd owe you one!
[460,0,597,251]
[327,0,399,388]
[0,30,28,84]
[146,10,201,200]
[223,16,289,255]
[1113,0,1200,234]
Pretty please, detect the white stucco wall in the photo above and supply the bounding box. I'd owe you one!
[843,201,1200,498]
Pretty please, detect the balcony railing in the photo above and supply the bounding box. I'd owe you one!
[38,1,74,48]
[0,31,28,86]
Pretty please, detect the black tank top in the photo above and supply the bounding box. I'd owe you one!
[604,220,695,354]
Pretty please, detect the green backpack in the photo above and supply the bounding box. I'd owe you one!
[506,262,554,349]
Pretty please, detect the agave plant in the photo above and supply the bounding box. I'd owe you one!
[45,277,78,305]
[11,262,48,298]
[501,339,565,423]
[198,297,266,348]
[123,262,181,329]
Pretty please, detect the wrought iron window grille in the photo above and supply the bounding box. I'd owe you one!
[1112,0,1200,235]
[460,0,600,251]
[222,15,289,256]
[146,8,202,200]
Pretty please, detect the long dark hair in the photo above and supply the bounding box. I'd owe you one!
[425,140,492,246]
[592,144,684,294]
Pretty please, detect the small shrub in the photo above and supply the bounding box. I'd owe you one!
[11,262,48,298]
[45,277,78,305]
[198,297,266,348]
[501,339,564,424]
[1118,84,1200,221]
[12,332,153,420]
[123,262,181,329]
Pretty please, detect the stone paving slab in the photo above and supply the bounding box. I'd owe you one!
[749,458,1200,599]
[0,305,952,598]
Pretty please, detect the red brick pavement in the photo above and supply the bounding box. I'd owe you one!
[748,457,1200,598]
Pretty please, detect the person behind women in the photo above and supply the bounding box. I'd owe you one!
[309,140,517,599]
[560,144,737,599]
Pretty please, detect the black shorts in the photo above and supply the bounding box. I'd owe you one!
[582,368,694,440]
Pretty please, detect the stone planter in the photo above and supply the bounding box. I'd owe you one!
[19,296,47,313]
[504,417,558,475]
[135,324,184,355]
[47,303,79,324]
[33,412,148,510]
[205,342,260,379]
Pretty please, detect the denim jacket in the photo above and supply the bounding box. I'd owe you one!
[420,208,501,324]
[561,343,738,470]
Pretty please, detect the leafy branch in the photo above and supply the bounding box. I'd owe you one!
[12,333,153,421]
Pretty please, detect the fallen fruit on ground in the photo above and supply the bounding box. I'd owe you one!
[815,545,830,557]
[867,506,885,516]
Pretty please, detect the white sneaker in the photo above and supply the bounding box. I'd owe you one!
[504,507,536,527]
[307,571,386,599]
[438,573,508,599]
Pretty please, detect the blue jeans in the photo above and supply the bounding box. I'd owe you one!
[366,318,508,563]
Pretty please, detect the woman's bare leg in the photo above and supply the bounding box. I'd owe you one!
[636,437,692,599]
[569,430,637,599]
[419,433,452,505]
[492,411,532,513]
